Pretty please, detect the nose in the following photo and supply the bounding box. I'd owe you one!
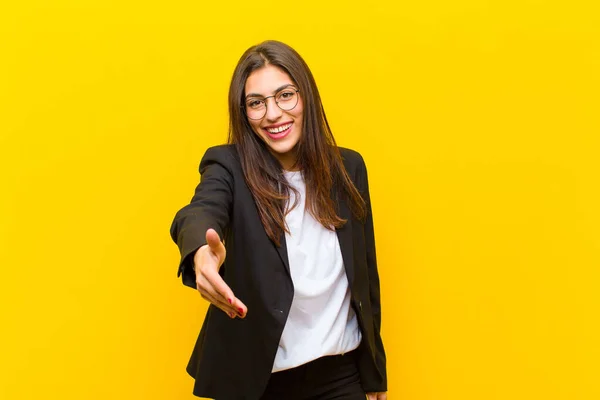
[264,97,283,121]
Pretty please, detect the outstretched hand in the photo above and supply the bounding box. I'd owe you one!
[193,228,247,318]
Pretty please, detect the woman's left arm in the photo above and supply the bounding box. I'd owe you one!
[358,155,388,393]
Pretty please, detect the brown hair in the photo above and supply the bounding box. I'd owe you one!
[227,40,366,246]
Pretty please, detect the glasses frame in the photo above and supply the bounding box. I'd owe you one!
[243,88,300,120]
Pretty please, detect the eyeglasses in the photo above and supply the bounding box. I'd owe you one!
[243,87,300,120]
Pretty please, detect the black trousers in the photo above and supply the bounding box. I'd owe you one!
[260,350,366,400]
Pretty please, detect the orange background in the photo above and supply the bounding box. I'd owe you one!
[1,1,599,399]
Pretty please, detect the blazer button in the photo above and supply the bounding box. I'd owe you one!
[358,301,363,311]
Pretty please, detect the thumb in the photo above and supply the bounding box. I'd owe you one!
[206,228,225,259]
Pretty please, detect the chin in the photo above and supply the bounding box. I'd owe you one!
[260,134,296,152]
[269,143,295,155]
[269,139,299,156]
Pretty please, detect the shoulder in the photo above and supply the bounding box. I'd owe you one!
[337,146,367,176]
[202,144,239,162]
[338,146,364,165]
[199,144,241,172]
[336,146,371,194]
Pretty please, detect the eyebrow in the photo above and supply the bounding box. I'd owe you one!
[245,84,296,99]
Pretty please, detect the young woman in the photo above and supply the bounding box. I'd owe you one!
[170,40,387,400]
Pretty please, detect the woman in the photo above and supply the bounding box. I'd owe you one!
[170,40,387,400]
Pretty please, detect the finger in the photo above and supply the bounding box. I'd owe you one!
[196,274,239,316]
[366,393,376,400]
[198,287,238,318]
[205,228,225,260]
[202,267,247,314]
[204,270,248,318]
[230,297,248,317]
[379,393,388,400]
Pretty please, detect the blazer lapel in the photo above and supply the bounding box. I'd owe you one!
[275,230,291,278]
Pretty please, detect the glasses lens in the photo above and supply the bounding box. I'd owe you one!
[276,89,299,111]
[245,99,266,120]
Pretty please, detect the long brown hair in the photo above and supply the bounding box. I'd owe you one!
[227,40,366,246]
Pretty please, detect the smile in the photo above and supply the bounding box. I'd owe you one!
[263,122,293,140]
[266,123,292,133]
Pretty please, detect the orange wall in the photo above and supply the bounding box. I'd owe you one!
[1,1,599,399]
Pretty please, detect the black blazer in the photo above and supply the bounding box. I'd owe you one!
[170,145,386,399]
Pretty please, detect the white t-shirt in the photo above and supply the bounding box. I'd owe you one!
[272,170,362,372]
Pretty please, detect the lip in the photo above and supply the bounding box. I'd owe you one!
[263,122,293,140]
[262,121,293,129]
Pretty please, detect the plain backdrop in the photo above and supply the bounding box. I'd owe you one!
[1,1,599,399]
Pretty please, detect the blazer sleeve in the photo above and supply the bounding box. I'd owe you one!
[357,154,388,391]
[169,146,234,289]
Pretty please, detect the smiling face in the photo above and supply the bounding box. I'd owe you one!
[244,64,304,170]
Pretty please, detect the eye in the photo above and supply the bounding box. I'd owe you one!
[278,90,296,101]
[247,99,264,109]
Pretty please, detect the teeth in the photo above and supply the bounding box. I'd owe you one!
[267,123,291,133]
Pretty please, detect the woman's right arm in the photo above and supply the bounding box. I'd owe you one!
[169,146,246,318]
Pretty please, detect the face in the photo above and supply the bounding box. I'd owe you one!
[244,64,304,170]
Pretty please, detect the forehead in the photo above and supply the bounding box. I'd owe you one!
[245,64,295,96]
